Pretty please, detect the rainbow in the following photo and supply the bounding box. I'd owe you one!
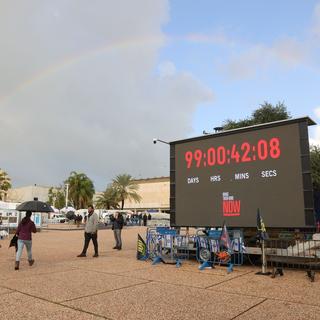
[0,35,165,106]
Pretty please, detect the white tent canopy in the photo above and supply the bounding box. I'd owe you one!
[60,206,76,213]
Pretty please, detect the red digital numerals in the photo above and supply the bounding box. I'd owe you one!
[184,138,280,169]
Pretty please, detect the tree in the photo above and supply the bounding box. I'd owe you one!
[223,101,291,130]
[252,101,290,124]
[0,169,12,201]
[112,174,141,209]
[48,186,66,210]
[95,184,120,209]
[310,145,320,191]
[222,118,253,130]
[65,171,95,209]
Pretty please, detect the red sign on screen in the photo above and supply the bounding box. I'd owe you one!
[222,192,241,216]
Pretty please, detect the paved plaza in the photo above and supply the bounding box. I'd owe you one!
[0,226,319,319]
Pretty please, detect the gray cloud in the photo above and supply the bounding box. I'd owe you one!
[0,0,213,190]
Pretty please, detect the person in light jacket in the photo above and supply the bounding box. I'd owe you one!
[77,205,99,257]
[15,211,37,270]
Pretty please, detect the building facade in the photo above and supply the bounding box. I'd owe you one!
[123,177,169,212]
[7,177,170,212]
[7,185,51,203]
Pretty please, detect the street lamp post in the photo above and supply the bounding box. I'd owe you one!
[153,138,170,145]
[65,183,69,210]
[153,137,171,219]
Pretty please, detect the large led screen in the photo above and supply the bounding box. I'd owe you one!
[170,118,315,228]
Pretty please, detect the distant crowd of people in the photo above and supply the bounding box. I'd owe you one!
[69,211,152,227]
[129,212,151,226]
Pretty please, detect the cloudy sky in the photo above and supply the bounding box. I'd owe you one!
[0,0,319,190]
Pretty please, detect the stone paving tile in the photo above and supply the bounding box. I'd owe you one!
[117,264,227,288]
[4,268,149,303]
[209,269,320,306]
[102,249,138,258]
[2,228,319,319]
[176,261,254,277]
[0,286,13,296]
[69,257,254,285]
[0,260,77,280]
[64,281,264,320]
[236,298,320,320]
[0,292,103,320]
[63,255,153,274]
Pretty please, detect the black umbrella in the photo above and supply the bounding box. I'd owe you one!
[66,211,76,220]
[16,197,54,213]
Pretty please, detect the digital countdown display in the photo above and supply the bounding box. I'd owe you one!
[170,118,315,228]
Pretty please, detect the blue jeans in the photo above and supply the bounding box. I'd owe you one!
[113,229,122,248]
[16,239,32,262]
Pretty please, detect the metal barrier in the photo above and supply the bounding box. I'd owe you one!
[265,236,320,282]
[146,227,191,267]
[0,227,9,240]
[196,230,245,272]
[145,227,244,271]
[0,225,11,238]
[143,228,320,279]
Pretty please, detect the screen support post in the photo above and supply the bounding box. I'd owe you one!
[256,239,271,276]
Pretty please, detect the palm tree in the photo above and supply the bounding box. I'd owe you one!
[95,184,120,209]
[0,169,12,201]
[112,174,141,209]
[65,171,95,209]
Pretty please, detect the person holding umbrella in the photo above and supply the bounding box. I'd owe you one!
[15,211,37,270]
[77,205,99,257]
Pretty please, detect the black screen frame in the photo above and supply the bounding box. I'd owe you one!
[170,117,316,228]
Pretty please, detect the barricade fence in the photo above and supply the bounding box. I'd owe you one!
[145,227,244,271]
[265,236,320,281]
[146,227,191,266]
[0,226,9,239]
[196,230,244,272]
[143,227,320,279]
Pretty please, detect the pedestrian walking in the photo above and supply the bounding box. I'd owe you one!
[15,211,37,270]
[77,205,99,257]
[110,212,124,250]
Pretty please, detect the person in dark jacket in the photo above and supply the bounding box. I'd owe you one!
[143,213,148,226]
[15,211,37,270]
[110,212,124,250]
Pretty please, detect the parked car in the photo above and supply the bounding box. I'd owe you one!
[51,214,66,223]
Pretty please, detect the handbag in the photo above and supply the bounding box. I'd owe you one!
[9,234,18,251]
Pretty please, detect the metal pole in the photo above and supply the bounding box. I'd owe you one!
[255,238,271,275]
[261,239,266,274]
[65,183,69,209]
